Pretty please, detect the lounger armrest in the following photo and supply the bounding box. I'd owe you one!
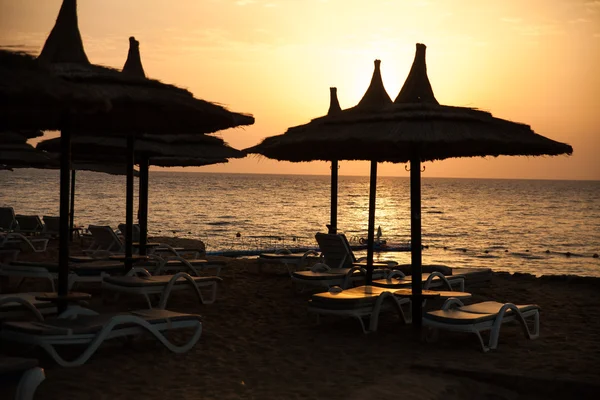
[126,267,152,277]
[424,271,453,290]
[0,296,45,321]
[441,297,465,310]
[385,270,407,281]
[310,263,331,272]
[157,272,206,309]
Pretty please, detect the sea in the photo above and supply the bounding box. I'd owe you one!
[1,169,599,277]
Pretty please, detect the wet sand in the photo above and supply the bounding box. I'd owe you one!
[2,237,600,399]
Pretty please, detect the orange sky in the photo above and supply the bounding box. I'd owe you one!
[1,0,599,180]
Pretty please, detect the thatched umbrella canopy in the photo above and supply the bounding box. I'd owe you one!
[37,134,243,162]
[0,132,56,168]
[38,2,254,135]
[36,0,253,306]
[247,43,573,326]
[0,50,109,132]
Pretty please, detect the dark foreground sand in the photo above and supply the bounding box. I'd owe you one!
[2,238,600,399]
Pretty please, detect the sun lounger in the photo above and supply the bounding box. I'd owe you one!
[423,299,540,352]
[0,207,19,232]
[0,356,45,400]
[14,215,44,236]
[0,293,57,320]
[102,268,222,308]
[315,232,397,269]
[308,285,411,333]
[372,270,466,291]
[146,255,227,277]
[84,225,124,255]
[0,233,48,253]
[42,216,60,237]
[291,262,387,291]
[0,307,203,367]
[0,260,125,291]
[258,249,321,275]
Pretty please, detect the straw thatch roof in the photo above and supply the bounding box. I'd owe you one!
[37,135,243,162]
[36,0,253,135]
[149,157,228,167]
[0,50,109,131]
[246,44,572,162]
[0,132,56,167]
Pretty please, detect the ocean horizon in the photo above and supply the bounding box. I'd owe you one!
[2,168,599,277]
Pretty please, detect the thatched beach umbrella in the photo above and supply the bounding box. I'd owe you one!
[35,0,253,308]
[117,36,246,255]
[0,50,109,132]
[247,59,394,280]
[247,43,573,327]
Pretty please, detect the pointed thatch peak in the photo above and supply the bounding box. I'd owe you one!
[38,0,89,65]
[394,43,438,104]
[356,60,392,110]
[122,37,146,78]
[327,87,342,115]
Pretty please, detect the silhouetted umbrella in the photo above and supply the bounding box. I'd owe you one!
[116,36,245,255]
[0,132,55,168]
[0,50,109,132]
[35,0,253,309]
[247,59,393,287]
[247,43,572,326]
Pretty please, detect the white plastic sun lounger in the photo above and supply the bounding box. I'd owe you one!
[102,268,222,308]
[423,299,540,352]
[258,249,321,275]
[0,260,126,291]
[291,263,387,291]
[0,307,203,367]
[0,233,49,253]
[0,293,57,320]
[0,356,45,400]
[308,285,411,333]
[372,270,466,292]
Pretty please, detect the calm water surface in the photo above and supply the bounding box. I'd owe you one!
[1,170,599,277]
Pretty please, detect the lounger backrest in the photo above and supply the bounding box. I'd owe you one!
[42,216,60,234]
[315,233,356,268]
[118,223,140,242]
[0,207,18,231]
[87,225,123,251]
[15,215,44,234]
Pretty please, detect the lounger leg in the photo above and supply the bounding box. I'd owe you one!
[15,366,45,400]
[143,294,153,309]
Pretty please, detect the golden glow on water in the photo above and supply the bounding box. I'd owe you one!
[2,170,599,277]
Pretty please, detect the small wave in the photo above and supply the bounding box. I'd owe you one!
[425,210,444,214]
[206,221,233,226]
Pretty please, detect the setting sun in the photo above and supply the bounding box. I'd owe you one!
[1,0,598,179]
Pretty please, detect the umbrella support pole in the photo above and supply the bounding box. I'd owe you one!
[69,169,76,242]
[365,161,377,284]
[138,155,149,256]
[329,160,338,234]
[125,134,135,269]
[58,120,72,313]
[410,156,423,329]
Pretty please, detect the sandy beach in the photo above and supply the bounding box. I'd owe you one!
[2,237,600,399]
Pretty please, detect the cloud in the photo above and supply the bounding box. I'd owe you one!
[235,0,257,5]
[568,18,588,24]
[500,17,522,24]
